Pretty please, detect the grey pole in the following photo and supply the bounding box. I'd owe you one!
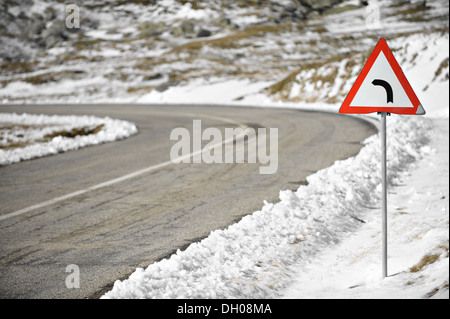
[380,112,388,279]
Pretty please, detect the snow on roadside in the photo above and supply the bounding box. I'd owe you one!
[0,113,138,166]
[102,113,447,299]
[1,7,446,298]
[281,118,449,299]
[102,31,449,299]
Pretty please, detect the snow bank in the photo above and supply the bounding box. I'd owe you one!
[281,118,449,299]
[102,115,434,299]
[136,78,271,105]
[102,30,449,299]
[0,113,138,165]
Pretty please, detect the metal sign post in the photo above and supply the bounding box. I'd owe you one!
[339,38,425,280]
[380,112,389,279]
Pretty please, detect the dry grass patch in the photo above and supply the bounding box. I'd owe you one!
[0,124,105,150]
[170,23,291,54]
[2,70,87,87]
[43,124,105,140]
[409,254,441,273]
[0,61,38,76]
[409,243,449,273]
[126,86,154,94]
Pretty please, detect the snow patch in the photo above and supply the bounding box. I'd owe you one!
[102,115,447,299]
[0,113,138,166]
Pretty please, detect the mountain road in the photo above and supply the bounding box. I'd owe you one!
[0,104,377,298]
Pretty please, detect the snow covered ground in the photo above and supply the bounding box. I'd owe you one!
[101,33,449,299]
[101,115,448,299]
[1,0,448,299]
[0,113,138,166]
[281,118,448,299]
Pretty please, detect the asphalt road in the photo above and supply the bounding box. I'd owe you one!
[0,104,377,298]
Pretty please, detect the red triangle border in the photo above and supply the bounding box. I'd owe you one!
[339,38,423,115]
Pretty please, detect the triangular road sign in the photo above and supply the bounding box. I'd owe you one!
[339,38,425,115]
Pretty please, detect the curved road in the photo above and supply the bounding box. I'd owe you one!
[0,104,377,298]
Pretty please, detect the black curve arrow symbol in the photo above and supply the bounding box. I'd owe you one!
[372,79,393,103]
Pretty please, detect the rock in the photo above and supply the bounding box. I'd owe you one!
[40,20,69,48]
[138,22,165,37]
[197,29,211,38]
[280,4,307,21]
[296,0,343,13]
[25,18,46,41]
[143,73,163,81]
[0,10,17,36]
[213,15,234,29]
[44,6,57,22]
[181,21,195,34]
[171,26,184,37]
[171,21,196,37]
[0,37,35,62]
[156,80,181,92]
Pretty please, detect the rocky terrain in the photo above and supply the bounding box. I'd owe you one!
[0,0,448,300]
[0,0,448,104]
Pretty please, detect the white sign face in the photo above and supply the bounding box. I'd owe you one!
[339,38,424,115]
[349,51,414,108]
